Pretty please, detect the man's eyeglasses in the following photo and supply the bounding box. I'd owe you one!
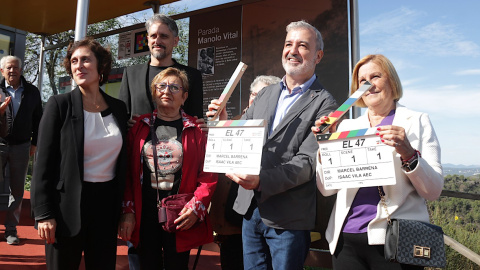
[155,83,183,93]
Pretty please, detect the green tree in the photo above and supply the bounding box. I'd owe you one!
[24,18,122,99]
[24,5,189,101]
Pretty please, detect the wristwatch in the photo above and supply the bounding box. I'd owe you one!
[401,151,419,172]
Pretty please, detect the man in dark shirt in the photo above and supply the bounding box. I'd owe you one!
[119,14,204,128]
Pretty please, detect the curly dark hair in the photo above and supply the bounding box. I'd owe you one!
[63,37,112,86]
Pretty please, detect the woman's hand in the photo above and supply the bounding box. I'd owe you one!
[38,218,57,244]
[376,125,416,160]
[206,99,227,120]
[194,116,208,133]
[118,213,135,241]
[311,112,338,135]
[174,208,199,231]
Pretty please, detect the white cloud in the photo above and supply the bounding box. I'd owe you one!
[401,86,480,117]
[360,7,421,35]
[401,77,426,88]
[360,8,480,57]
[455,69,480,75]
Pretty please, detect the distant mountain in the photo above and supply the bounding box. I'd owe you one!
[442,164,480,177]
[443,163,480,169]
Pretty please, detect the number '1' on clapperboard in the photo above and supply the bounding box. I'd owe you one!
[316,128,397,190]
[204,120,265,175]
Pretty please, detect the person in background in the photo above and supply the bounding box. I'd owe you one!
[242,75,282,115]
[118,67,217,270]
[313,54,443,270]
[119,13,205,269]
[119,13,204,128]
[207,20,337,270]
[0,95,11,192]
[0,55,43,245]
[0,95,11,139]
[210,74,281,270]
[198,48,214,75]
[31,38,128,270]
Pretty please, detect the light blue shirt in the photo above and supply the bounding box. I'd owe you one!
[5,81,24,118]
[269,75,316,135]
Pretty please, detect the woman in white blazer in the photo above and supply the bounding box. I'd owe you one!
[313,54,443,270]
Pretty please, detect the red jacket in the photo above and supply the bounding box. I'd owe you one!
[122,110,217,251]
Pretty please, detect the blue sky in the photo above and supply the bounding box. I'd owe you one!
[157,0,480,166]
[358,1,480,166]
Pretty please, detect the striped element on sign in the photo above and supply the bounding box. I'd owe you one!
[324,82,372,125]
[316,127,377,141]
[207,119,264,127]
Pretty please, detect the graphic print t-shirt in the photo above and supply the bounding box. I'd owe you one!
[142,117,183,212]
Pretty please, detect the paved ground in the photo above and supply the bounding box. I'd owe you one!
[0,191,221,270]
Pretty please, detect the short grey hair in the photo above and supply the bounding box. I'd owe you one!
[0,55,22,70]
[250,75,281,90]
[286,20,324,51]
[145,14,179,37]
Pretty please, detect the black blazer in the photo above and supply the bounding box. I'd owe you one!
[118,60,204,118]
[31,87,128,237]
[0,76,43,145]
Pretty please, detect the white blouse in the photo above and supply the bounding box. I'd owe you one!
[83,110,122,183]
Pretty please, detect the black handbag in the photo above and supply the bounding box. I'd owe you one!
[379,187,446,268]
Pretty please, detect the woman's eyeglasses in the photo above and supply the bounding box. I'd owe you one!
[154,83,183,93]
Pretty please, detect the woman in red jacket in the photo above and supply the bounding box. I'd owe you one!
[118,67,217,270]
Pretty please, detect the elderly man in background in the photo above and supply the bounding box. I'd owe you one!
[0,55,43,245]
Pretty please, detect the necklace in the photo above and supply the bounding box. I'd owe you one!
[82,92,103,112]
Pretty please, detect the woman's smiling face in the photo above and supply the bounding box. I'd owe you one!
[70,46,99,89]
[358,61,394,109]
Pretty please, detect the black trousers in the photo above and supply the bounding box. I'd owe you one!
[138,205,189,270]
[217,233,243,270]
[45,180,118,270]
[333,232,424,270]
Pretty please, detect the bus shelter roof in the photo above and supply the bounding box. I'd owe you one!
[1,0,179,35]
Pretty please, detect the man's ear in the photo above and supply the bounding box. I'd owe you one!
[173,36,180,47]
[315,50,324,65]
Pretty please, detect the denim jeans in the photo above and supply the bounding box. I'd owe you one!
[242,207,310,270]
[0,142,30,231]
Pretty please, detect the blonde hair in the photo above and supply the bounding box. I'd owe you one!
[351,54,402,107]
[150,67,189,97]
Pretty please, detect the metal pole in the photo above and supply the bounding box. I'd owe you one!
[72,0,89,88]
[350,0,361,119]
[37,35,45,93]
[74,0,90,41]
[144,1,160,14]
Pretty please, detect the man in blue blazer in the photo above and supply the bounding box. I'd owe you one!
[208,21,338,269]
[119,14,203,127]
